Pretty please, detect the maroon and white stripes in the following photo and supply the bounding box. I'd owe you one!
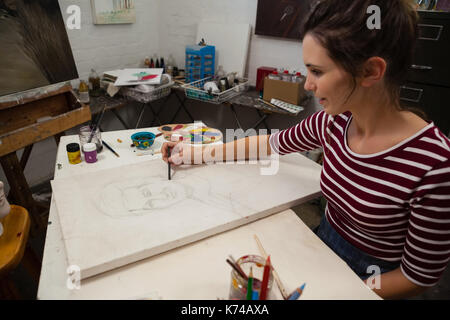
[269,111,450,286]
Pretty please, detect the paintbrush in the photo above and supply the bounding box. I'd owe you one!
[102,140,120,158]
[226,258,248,280]
[88,104,107,143]
[254,234,289,300]
[228,255,248,280]
[168,146,172,180]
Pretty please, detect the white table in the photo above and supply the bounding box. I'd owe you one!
[37,126,380,300]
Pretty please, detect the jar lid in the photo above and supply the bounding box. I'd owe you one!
[83,143,97,152]
[66,143,80,152]
[284,70,289,74]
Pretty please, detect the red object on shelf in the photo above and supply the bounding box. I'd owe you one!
[256,66,277,91]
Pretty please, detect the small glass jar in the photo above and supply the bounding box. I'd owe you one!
[228,255,274,300]
[79,125,103,153]
[268,71,280,80]
[83,143,97,163]
[66,143,82,165]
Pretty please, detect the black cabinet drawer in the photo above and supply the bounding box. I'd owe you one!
[400,82,450,135]
[407,18,450,87]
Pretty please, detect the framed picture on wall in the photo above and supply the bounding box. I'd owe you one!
[255,0,315,40]
[91,0,136,24]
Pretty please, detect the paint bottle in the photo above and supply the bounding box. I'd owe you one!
[281,70,292,82]
[83,143,98,164]
[268,71,281,80]
[78,80,90,104]
[67,143,82,165]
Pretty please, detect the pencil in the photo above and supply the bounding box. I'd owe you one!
[102,140,120,158]
[287,283,306,300]
[246,266,253,300]
[259,255,271,300]
[254,234,289,300]
[226,259,248,281]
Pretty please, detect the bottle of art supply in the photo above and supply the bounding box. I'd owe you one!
[281,70,292,82]
[268,71,281,80]
[144,56,151,68]
[216,65,226,80]
[155,58,160,68]
[67,143,82,165]
[83,143,98,164]
[291,72,303,83]
[150,58,155,68]
[160,57,165,73]
[78,80,90,104]
[89,69,101,97]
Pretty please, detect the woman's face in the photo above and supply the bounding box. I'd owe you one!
[302,33,357,115]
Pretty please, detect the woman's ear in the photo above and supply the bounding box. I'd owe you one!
[360,57,387,87]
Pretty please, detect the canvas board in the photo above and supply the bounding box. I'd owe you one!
[196,22,251,78]
[51,154,321,279]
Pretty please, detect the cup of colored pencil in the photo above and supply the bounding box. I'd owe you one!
[227,254,273,300]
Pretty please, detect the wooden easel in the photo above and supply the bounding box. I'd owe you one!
[0,85,91,234]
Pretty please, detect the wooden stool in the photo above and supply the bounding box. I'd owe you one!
[0,205,31,299]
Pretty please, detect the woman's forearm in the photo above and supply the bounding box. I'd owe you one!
[196,134,272,163]
[366,267,427,299]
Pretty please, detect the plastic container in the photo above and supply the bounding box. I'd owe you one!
[292,72,304,83]
[83,143,98,163]
[185,45,215,83]
[268,71,281,80]
[281,70,292,82]
[67,143,82,165]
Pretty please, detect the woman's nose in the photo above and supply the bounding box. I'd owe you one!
[304,74,316,92]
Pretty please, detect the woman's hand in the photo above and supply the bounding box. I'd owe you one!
[161,141,185,165]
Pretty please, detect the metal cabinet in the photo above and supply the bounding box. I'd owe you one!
[401,10,450,135]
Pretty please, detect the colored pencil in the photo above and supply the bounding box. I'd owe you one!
[226,259,248,281]
[246,267,253,300]
[259,255,271,300]
[102,140,120,158]
[287,283,306,300]
[254,234,289,300]
[228,255,248,280]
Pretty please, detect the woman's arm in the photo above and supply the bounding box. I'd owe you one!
[366,267,428,299]
[162,135,272,165]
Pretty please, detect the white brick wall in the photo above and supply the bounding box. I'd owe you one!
[158,0,310,85]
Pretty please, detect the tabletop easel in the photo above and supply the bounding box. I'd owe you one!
[0,85,91,235]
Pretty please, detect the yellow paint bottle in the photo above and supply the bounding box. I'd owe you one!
[66,143,81,165]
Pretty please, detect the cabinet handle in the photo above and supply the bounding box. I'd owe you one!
[411,64,433,70]
[418,24,444,41]
[400,86,424,103]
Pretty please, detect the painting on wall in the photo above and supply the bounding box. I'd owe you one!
[0,0,78,97]
[255,0,315,40]
[91,0,136,24]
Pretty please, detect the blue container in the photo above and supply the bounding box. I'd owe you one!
[185,45,215,83]
[131,132,156,150]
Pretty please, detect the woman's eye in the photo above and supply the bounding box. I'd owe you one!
[311,69,322,76]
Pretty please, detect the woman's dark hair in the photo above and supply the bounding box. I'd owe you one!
[300,0,423,115]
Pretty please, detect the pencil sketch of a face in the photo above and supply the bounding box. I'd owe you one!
[99,178,193,218]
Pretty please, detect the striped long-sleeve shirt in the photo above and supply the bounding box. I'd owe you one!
[269,111,450,287]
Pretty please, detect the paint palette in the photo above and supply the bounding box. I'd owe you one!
[158,124,223,144]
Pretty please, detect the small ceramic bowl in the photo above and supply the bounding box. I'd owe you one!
[131,132,156,149]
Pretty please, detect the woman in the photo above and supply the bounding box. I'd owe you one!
[163,0,450,299]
